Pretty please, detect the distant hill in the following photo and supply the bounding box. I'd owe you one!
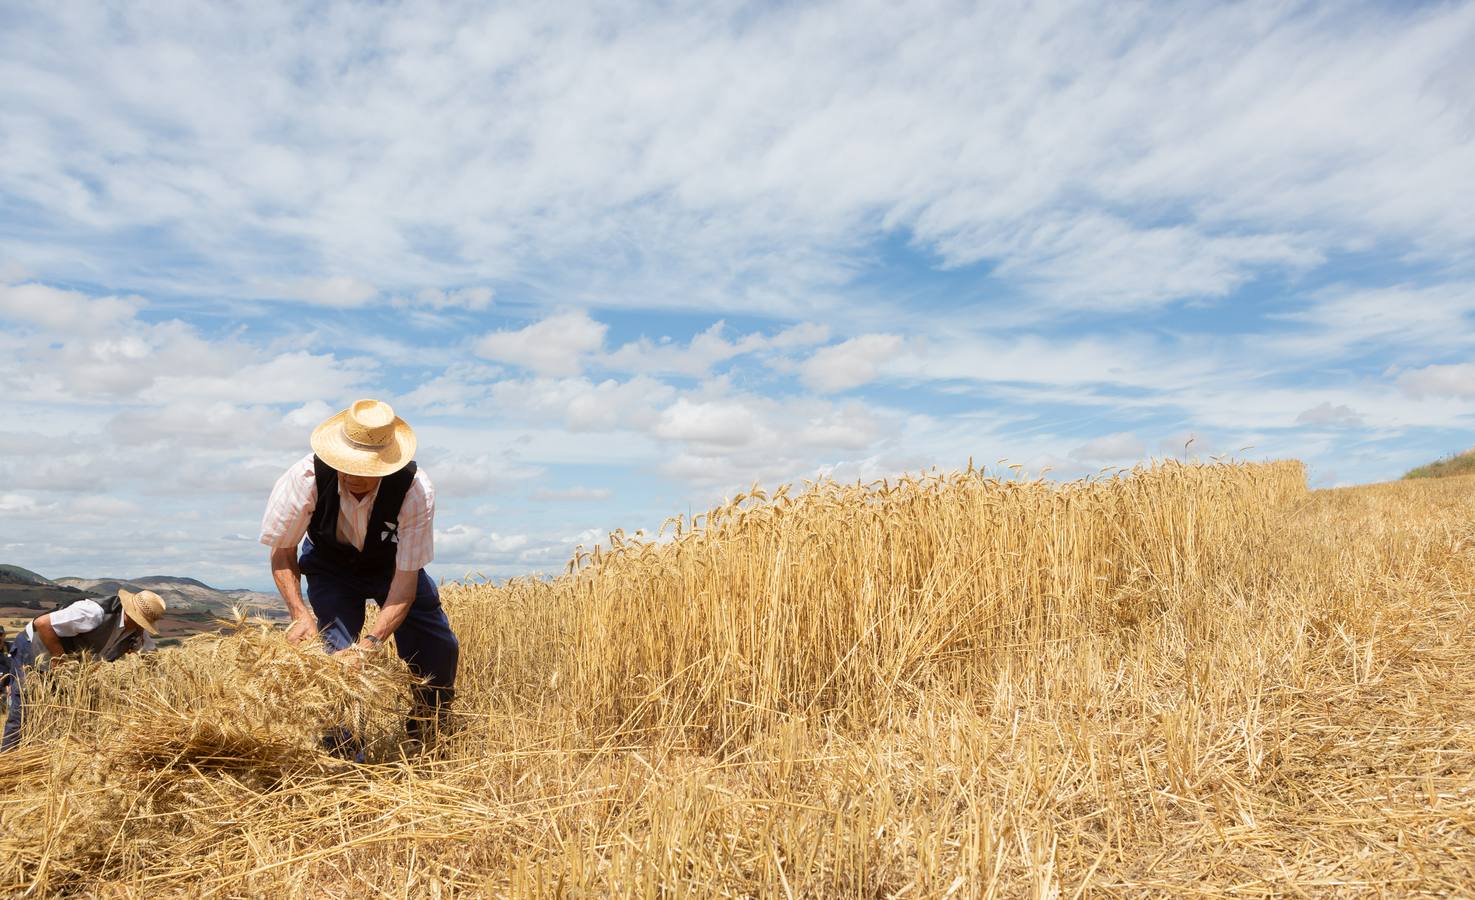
[0,564,54,586]
[52,575,282,618]
[137,575,213,590]
[0,566,102,634]
[0,581,96,610]
[1404,450,1475,480]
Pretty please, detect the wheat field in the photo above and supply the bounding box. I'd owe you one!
[3,459,1474,897]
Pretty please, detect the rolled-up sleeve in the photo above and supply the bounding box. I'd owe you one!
[49,600,106,637]
[259,454,318,550]
[395,471,435,571]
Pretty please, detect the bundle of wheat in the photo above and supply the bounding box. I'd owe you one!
[0,617,417,891]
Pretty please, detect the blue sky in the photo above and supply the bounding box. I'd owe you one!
[2,1,1473,590]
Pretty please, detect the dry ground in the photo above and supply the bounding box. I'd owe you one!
[2,463,1474,898]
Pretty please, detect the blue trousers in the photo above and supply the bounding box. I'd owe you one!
[300,543,459,739]
[3,634,35,752]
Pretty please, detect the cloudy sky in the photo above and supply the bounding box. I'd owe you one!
[2,1,1473,589]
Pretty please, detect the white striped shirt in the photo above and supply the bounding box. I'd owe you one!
[258,453,435,572]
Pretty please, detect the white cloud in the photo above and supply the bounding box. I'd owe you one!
[0,493,42,515]
[284,400,336,430]
[107,402,306,451]
[1295,402,1365,427]
[0,282,142,333]
[1070,432,1146,463]
[654,398,760,446]
[417,453,544,498]
[802,334,905,392]
[400,286,494,311]
[635,386,910,491]
[1165,381,1475,432]
[490,375,676,432]
[69,495,141,519]
[1396,363,1475,400]
[475,311,607,376]
[889,328,1225,393]
[769,322,832,349]
[433,523,608,575]
[532,486,613,501]
[795,403,883,450]
[1273,284,1475,359]
[4,3,1470,313]
[140,350,372,406]
[394,363,504,416]
[564,528,606,547]
[433,524,533,566]
[0,286,377,408]
[603,321,831,377]
[268,276,378,308]
[942,214,1323,311]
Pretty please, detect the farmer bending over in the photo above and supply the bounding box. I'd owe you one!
[260,399,459,745]
[2,589,166,751]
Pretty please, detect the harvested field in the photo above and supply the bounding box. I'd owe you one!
[3,460,1474,897]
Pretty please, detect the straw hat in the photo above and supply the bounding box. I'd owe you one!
[310,399,417,477]
[118,588,167,636]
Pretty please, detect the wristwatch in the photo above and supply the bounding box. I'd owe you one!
[360,634,383,650]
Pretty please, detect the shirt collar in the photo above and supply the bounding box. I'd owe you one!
[338,482,380,507]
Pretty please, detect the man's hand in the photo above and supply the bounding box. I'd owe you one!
[332,640,381,671]
[285,615,318,644]
[332,645,363,671]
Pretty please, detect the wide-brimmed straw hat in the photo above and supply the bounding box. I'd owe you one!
[118,588,167,636]
[310,399,417,477]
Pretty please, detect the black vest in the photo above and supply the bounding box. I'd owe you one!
[304,455,417,577]
[56,595,145,661]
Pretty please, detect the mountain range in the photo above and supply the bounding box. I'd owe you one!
[1,565,284,620]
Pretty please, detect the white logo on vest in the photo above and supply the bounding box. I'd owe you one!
[381,521,399,543]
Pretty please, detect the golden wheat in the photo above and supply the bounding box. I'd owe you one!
[3,460,1474,897]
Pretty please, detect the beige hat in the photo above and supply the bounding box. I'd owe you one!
[310,399,417,477]
[118,588,167,635]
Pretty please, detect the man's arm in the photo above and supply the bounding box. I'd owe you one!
[366,568,418,643]
[270,546,317,643]
[31,614,66,658]
[261,454,317,642]
[336,568,417,663]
